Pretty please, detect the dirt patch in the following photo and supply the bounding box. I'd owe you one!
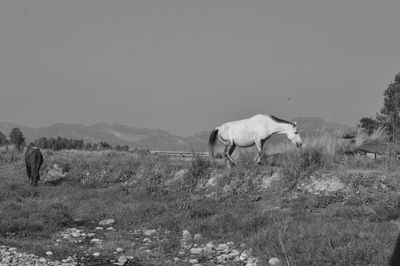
[302,174,348,195]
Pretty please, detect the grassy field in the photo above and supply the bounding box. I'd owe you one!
[0,135,400,265]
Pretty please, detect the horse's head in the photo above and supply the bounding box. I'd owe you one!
[286,122,302,148]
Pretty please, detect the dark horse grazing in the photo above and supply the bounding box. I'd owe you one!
[24,147,44,186]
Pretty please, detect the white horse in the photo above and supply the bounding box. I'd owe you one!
[208,114,302,165]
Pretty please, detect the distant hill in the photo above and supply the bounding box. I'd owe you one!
[293,117,353,138]
[0,117,354,152]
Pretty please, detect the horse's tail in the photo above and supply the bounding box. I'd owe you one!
[208,128,219,160]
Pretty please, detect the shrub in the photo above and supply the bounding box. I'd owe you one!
[185,154,211,188]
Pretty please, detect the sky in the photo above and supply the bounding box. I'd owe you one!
[0,1,400,136]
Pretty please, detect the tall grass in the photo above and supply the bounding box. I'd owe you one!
[268,131,344,189]
[0,143,399,265]
[369,126,388,141]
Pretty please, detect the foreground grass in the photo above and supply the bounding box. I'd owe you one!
[0,149,399,265]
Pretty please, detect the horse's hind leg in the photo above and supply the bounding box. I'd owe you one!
[228,144,236,157]
[26,165,32,185]
[254,139,265,164]
[32,167,40,186]
[223,145,236,166]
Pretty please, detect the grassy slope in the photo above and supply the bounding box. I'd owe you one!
[0,148,399,265]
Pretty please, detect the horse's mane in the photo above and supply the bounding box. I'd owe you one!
[268,114,294,125]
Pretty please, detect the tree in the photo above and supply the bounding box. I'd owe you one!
[92,143,98,151]
[373,72,400,141]
[359,117,379,135]
[9,128,25,152]
[0,131,7,146]
[85,142,92,150]
[36,137,49,149]
[121,145,129,152]
[99,141,111,150]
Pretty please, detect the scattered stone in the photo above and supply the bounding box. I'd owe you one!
[99,218,115,226]
[90,238,102,244]
[189,258,199,264]
[190,247,203,254]
[194,233,202,241]
[0,226,259,266]
[216,243,229,253]
[118,255,127,263]
[269,257,282,266]
[95,227,104,230]
[43,164,68,184]
[143,229,157,236]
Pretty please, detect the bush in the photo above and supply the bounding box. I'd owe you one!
[185,154,211,188]
[280,146,331,189]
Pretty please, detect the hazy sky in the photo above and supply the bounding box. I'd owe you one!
[1,1,399,136]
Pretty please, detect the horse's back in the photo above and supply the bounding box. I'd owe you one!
[219,114,274,146]
[25,148,44,168]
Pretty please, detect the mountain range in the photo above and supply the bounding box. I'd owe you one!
[0,117,354,152]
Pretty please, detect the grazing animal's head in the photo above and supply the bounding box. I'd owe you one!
[286,122,302,148]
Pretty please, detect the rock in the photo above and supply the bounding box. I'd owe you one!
[189,258,199,264]
[240,251,249,261]
[216,243,229,253]
[92,252,101,257]
[116,247,124,252]
[190,247,203,255]
[182,230,191,238]
[43,164,68,184]
[91,238,102,243]
[269,257,282,266]
[167,169,187,185]
[95,227,104,230]
[143,229,157,236]
[118,255,128,263]
[194,233,202,241]
[216,254,229,263]
[227,249,240,259]
[99,218,115,226]
[45,251,53,256]
[71,232,81,238]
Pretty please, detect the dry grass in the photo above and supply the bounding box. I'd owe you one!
[0,145,399,265]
